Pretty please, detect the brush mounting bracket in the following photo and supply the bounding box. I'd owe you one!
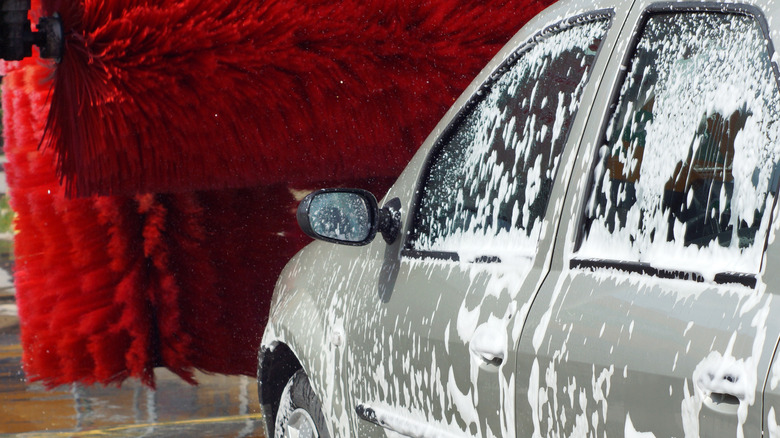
[1,0,63,62]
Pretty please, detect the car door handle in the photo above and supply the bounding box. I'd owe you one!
[707,391,741,406]
[701,388,741,415]
[469,322,506,367]
[471,348,504,366]
[695,354,747,415]
[698,374,744,400]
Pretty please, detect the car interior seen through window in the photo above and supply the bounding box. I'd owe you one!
[409,17,609,262]
[577,11,780,278]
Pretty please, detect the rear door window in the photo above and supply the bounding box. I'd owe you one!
[577,11,780,279]
[408,16,610,262]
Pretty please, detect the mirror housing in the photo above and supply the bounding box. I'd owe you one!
[297,189,401,246]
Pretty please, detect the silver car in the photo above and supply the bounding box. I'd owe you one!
[258,0,780,436]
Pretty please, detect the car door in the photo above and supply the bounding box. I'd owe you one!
[337,2,631,437]
[517,2,780,437]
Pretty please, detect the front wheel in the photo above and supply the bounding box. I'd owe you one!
[274,370,331,438]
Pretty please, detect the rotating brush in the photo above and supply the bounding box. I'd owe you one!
[4,0,556,386]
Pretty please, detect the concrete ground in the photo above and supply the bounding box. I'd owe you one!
[1,306,267,437]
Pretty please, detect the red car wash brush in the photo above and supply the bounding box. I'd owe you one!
[6,0,556,386]
[41,0,556,197]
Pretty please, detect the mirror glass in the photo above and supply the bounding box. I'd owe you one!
[309,192,372,243]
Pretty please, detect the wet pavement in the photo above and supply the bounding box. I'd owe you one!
[1,313,267,437]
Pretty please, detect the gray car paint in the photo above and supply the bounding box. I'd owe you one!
[261,0,780,436]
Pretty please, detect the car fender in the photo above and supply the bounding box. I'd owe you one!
[261,242,367,436]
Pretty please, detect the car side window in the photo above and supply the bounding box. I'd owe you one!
[408,16,610,262]
[577,11,780,277]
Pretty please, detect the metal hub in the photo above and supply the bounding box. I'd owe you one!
[285,408,318,438]
[0,0,64,61]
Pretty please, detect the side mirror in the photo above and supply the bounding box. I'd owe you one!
[297,189,401,246]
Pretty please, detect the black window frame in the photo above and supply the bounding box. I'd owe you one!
[400,10,615,263]
[571,2,780,288]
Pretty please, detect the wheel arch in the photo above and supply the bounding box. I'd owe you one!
[258,341,302,437]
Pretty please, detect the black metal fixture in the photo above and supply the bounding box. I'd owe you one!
[1,0,63,62]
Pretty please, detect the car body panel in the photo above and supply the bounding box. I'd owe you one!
[261,0,780,437]
[516,1,780,436]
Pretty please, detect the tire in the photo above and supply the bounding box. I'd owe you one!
[274,370,331,438]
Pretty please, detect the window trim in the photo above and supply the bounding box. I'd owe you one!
[570,259,758,288]
[571,3,780,286]
[400,9,615,263]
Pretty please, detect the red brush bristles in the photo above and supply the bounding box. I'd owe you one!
[8,0,559,387]
[7,61,319,383]
[4,59,157,387]
[41,0,554,197]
